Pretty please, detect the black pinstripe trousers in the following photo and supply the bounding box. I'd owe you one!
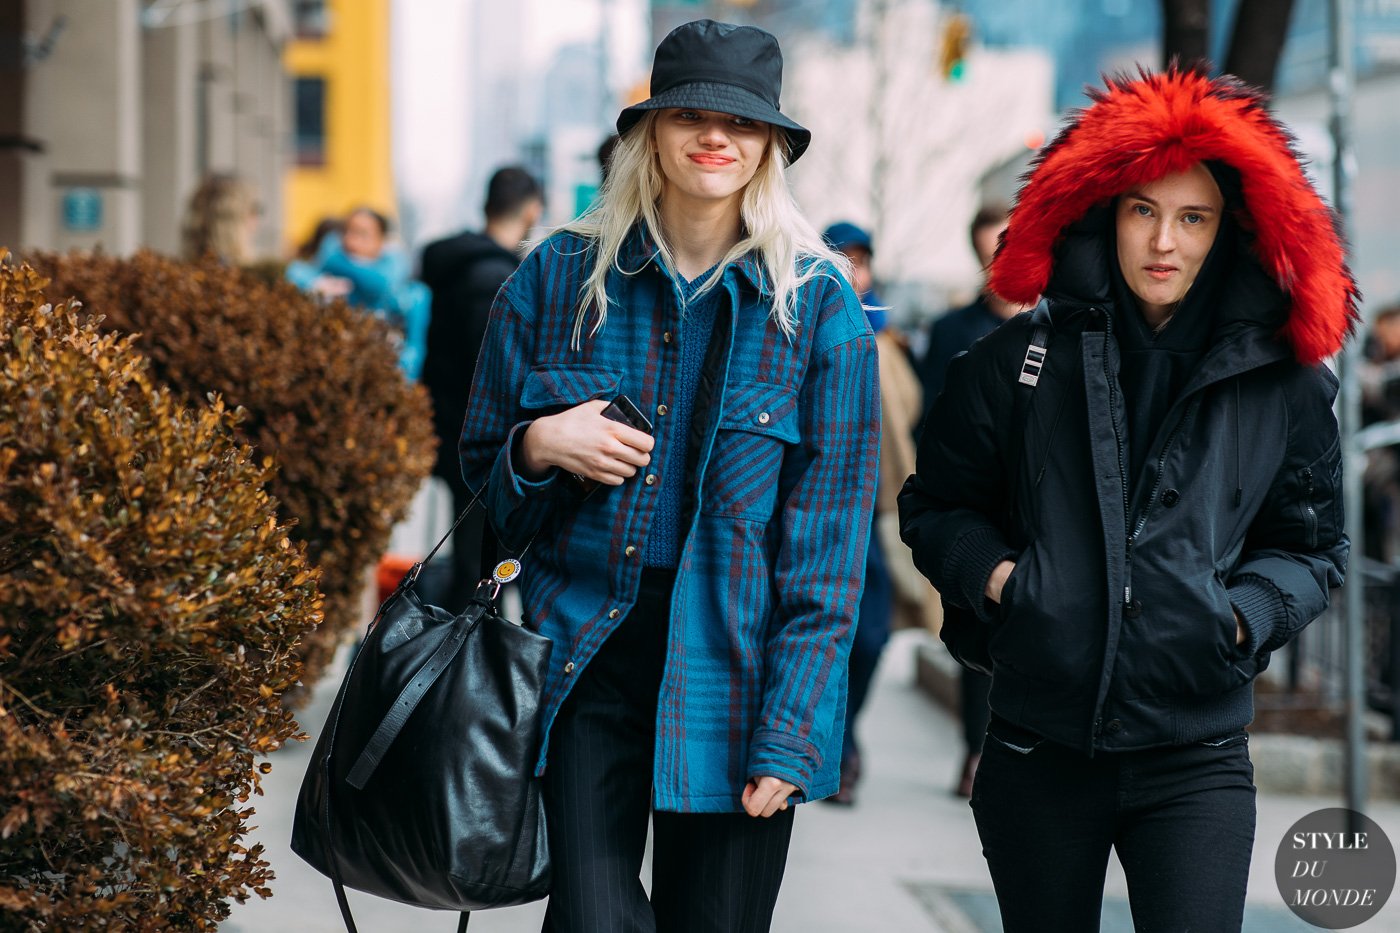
[541,568,795,933]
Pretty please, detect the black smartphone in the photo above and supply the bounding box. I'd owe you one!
[601,394,653,436]
[571,394,654,495]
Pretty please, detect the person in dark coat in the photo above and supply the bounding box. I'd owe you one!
[899,69,1355,933]
[916,203,1019,799]
[419,166,543,610]
[917,204,1018,413]
[820,221,894,806]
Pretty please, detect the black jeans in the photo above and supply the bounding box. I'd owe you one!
[971,716,1256,933]
[541,569,795,933]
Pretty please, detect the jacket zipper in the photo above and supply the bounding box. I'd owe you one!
[1301,466,1318,549]
[1102,319,1132,609]
[1124,406,1193,605]
[1105,313,1195,612]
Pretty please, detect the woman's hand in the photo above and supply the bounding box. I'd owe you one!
[519,399,654,483]
[311,274,353,299]
[985,560,1016,604]
[742,776,796,818]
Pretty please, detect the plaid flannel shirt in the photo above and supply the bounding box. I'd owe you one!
[458,226,880,812]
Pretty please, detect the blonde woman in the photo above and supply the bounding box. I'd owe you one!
[180,173,260,264]
[459,19,880,933]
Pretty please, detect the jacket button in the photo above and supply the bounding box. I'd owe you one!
[1105,719,1123,735]
[757,412,771,425]
[662,331,673,344]
[1125,598,1143,619]
[645,473,658,486]
[608,608,620,619]
[624,545,637,558]
[564,662,575,674]
[657,404,669,417]
[1161,488,1181,508]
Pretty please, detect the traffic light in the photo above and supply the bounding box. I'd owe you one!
[940,12,971,82]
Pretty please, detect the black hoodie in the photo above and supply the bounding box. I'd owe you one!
[419,231,520,478]
[1110,214,1229,487]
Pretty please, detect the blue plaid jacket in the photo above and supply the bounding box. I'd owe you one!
[459,226,880,812]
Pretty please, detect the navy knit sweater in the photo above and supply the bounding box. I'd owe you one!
[645,266,720,568]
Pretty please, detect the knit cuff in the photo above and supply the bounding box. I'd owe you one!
[1227,575,1286,657]
[944,526,1017,624]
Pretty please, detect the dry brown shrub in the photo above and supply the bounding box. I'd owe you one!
[30,251,435,685]
[0,257,321,929]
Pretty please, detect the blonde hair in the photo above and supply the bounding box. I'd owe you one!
[181,174,257,264]
[560,111,850,348]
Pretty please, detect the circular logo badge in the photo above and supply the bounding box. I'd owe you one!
[1275,807,1395,929]
[492,559,521,585]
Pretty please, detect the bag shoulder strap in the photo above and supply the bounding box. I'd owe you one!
[407,483,485,586]
[409,479,543,590]
[332,879,470,932]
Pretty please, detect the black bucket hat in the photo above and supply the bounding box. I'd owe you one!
[617,19,812,163]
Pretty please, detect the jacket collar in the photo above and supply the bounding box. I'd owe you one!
[618,222,770,296]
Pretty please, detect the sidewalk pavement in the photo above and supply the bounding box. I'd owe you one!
[222,630,1400,932]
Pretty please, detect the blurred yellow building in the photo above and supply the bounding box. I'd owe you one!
[283,0,394,255]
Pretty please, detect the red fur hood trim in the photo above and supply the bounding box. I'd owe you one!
[989,69,1358,364]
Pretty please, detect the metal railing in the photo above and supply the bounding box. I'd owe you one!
[1285,557,1400,741]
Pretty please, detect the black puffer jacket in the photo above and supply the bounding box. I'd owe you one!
[899,70,1356,753]
[901,212,1345,752]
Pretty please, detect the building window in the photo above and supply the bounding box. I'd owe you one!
[294,76,327,167]
[294,0,330,39]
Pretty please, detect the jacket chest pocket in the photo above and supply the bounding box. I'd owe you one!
[701,380,799,520]
[520,363,623,412]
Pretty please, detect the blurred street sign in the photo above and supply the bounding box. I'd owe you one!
[62,188,102,232]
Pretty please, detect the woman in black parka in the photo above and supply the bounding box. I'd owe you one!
[900,69,1356,932]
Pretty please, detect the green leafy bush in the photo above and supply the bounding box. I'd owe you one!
[31,251,435,684]
[0,257,321,928]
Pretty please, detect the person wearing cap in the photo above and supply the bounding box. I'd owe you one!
[819,221,923,806]
[900,69,1354,931]
[458,19,878,931]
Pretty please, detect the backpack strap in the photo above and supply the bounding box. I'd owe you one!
[1006,301,1053,516]
[936,301,1053,677]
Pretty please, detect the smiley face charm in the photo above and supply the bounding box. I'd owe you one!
[492,559,522,585]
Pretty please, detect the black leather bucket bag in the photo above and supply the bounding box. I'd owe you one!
[292,498,552,931]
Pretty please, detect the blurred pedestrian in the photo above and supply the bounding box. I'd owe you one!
[180,173,261,265]
[598,133,621,186]
[458,19,879,933]
[286,207,431,379]
[419,166,544,611]
[1360,302,1400,560]
[915,203,1019,799]
[819,221,922,807]
[294,216,344,261]
[900,69,1354,933]
[917,204,1018,412]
